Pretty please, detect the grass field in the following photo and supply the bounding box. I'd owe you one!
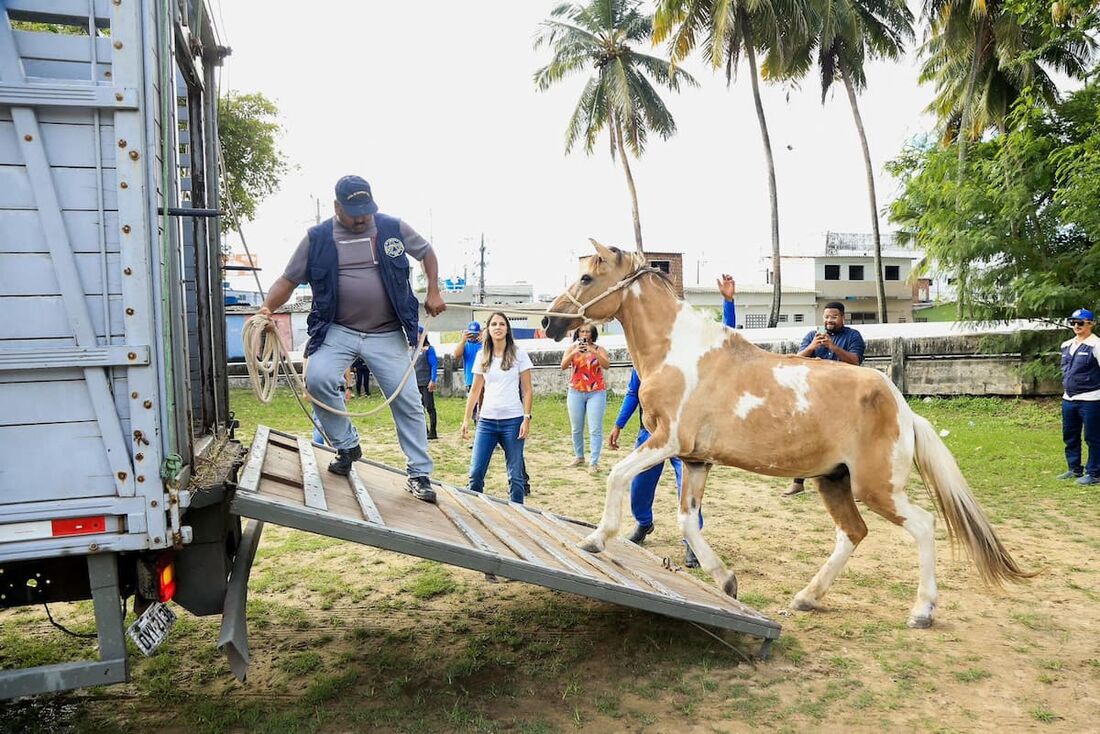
[2,389,1099,733]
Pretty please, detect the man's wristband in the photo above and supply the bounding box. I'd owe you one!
[523,414,532,420]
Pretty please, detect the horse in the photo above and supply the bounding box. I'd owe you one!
[542,240,1033,629]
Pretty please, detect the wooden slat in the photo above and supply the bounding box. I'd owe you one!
[484,501,600,581]
[436,488,495,553]
[346,465,384,525]
[536,512,647,592]
[236,426,269,493]
[446,489,538,562]
[296,438,327,512]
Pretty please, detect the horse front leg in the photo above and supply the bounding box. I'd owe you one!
[579,440,676,553]
[678,462,738,597]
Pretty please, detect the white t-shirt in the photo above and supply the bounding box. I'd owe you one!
[473,347,533,420]
[1061,334,1100,401]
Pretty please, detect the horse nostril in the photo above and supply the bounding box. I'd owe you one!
[541,317,549,328]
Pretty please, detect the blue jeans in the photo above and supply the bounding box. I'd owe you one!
[468,417,527,503]
[1063,399,1100,478]
[567,388,607,465]
[306,324,432,478]
[629,427,701,530]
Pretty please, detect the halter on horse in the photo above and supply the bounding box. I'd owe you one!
[543,240,1032,628]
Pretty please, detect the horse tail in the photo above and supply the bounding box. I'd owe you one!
[911,413,1036,587]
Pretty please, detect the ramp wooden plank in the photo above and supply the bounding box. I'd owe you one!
[237,426,269,492]
[232,426,782,642]
[296,439,327,511]
[346,465,384,525]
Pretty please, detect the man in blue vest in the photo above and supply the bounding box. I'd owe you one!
[258,175,445,502]
[1058,308,1100,486]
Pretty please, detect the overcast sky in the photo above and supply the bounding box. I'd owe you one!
[213,1,940,296]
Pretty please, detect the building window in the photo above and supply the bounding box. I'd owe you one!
[649,260,671,274]
[793,313,804,323]
[885,265,900,281]
[849,265,864,281]
[745,313,767,329]
[779,314,788,323]
[824,265,840,281]
[847,312,877,325]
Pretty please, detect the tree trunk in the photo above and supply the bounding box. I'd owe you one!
[954,20,988,320]
[840,62,887,324]
[742,16,782,328]
[612,112,644,253]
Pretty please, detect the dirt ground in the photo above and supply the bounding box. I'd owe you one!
[4,416,1100,733]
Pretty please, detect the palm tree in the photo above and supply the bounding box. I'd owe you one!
[534,0,697,252]
[919,0,1094,316]
[654,0,810,328]
[809,0,914,323]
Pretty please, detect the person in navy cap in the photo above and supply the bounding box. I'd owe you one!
[1059,308,1100,486]
[259,175,446,502]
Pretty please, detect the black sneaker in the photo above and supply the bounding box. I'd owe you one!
[684,544,700,569]
[327,445,362,476]
[406,475,437,503]
[626,523,654,545]
[427,430,439,440]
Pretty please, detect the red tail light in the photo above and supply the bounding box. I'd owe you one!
[156,554,176,603]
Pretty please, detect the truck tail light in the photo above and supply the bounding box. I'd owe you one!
[156,554,176,603]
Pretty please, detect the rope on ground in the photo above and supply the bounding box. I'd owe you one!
[241,312,427,419]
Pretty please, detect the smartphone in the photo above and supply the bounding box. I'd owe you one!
[816,326,827,335]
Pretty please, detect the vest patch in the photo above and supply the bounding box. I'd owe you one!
[383,237,405,258]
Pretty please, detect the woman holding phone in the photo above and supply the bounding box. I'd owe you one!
[561,324,610,472]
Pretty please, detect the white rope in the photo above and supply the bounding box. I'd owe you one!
[242,312,427,418]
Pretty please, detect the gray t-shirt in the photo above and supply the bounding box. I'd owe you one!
[283,216,432,334]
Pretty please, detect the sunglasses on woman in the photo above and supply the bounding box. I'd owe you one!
[1069,319,1089,327]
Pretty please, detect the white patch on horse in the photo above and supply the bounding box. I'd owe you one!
[772,364,812,412]
[734,392,765,419]
[629,282,642,298]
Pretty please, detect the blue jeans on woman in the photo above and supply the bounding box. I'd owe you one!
[468,416,527,503]
[567,388,607,465]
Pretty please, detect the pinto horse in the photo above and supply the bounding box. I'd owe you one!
[543,240,1032,628]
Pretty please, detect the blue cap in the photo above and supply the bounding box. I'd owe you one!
[466,321,481,334]
[1070,308,1094,321]
[334,175,378,217]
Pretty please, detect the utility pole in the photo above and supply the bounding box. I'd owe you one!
[311,195,321,225]
[477,233,486,306]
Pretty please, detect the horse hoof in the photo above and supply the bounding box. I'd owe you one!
[790,594,819,612]
[578,535,604,554]
[907,615,934,629]
[722,574,738,599]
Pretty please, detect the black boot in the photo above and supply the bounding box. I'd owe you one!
[406,475,437,503]
[327,445,362,476]
[684,543,700,569]
[626,523,654,545]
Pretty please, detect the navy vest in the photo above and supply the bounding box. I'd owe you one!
[1062,340,1100,397]
[304,215,420,356]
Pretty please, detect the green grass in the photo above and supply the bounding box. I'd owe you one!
[913,302,959,322]
[4,390,1099,733]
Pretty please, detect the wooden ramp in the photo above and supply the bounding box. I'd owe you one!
[232,426,780,647]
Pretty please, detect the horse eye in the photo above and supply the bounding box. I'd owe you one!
[580,275,593,284]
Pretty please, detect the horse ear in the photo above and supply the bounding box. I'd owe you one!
[589,238,619,265]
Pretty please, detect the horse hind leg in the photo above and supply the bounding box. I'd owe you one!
[857,473,939,628]
[792,468,868,612]
[678,462,737,597]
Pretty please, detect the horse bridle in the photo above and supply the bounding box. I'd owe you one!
[551,266,668,323]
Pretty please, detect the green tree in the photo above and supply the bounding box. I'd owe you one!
[781,0,913,322]
[887,82,1100,321]
[655,0,811,327]
[919,0,1094,316]
[218,92,291,231]
[534,0,697,252]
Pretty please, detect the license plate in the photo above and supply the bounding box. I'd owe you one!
[127,601,176,656]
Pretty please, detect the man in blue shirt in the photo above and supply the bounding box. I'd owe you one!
[609,275,737,567]
[785,301,866,496]
[452,321,483,416]
[1057,308,1100,486]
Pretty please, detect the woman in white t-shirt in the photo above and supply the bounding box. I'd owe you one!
[461,312,534,503]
